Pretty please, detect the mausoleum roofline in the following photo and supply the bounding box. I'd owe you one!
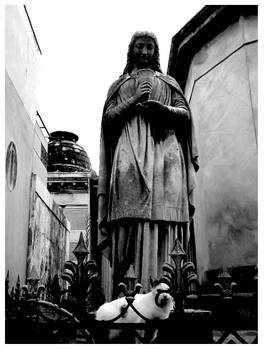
[167,5,258,91]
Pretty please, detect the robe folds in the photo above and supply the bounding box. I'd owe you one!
[98,71,199,299]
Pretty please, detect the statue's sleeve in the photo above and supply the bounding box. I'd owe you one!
[166,89,190,122]
[103,95,136,126]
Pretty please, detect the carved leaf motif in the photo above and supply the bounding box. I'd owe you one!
[162,263,175,276]
[64,261,78,275]
[61,273,74,286]
[214,282,224,294]
[182,262,196,277]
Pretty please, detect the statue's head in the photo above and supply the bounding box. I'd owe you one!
[123,31,163,74]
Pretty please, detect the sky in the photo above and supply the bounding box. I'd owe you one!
[25,0,205,173]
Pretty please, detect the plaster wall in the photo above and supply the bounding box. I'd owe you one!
[50,191,90,261]
[5,6,47,287]
[52,192,89,206]
[27,175,70,285]
[5,5,40,124]
[5,73,34,285]
[184,15,257,279]
[63,206,89,230]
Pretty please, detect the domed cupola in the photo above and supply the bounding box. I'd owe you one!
[48,131,91,172]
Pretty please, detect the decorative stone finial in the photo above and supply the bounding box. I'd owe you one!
[73,231,89,263]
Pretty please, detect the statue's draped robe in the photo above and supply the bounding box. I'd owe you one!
[98,72,198,299]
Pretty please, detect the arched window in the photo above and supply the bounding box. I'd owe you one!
[6,142,17,191]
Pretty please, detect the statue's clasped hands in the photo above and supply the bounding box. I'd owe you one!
[134,81,152,102]
[134,81,168,113]
[136,99,168,114]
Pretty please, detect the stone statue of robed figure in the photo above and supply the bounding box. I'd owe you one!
[98,31,199,299]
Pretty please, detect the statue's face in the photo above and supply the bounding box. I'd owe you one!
[133,37,155,69]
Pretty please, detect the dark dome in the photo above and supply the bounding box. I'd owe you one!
[49,131,79,143]
[48,131,91,172]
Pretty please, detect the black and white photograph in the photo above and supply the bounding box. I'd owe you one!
[4,0,259,344]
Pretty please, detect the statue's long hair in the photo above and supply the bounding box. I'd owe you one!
[122,31,163,75]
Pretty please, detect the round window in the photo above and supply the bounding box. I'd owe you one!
[6,142,17,191]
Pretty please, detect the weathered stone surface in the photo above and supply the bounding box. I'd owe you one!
[5,6,47,288]
[184,14,257,278]
[5,72,34,286]
[27,174,70,285]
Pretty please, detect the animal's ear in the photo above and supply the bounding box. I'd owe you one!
[135,283,143,294]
